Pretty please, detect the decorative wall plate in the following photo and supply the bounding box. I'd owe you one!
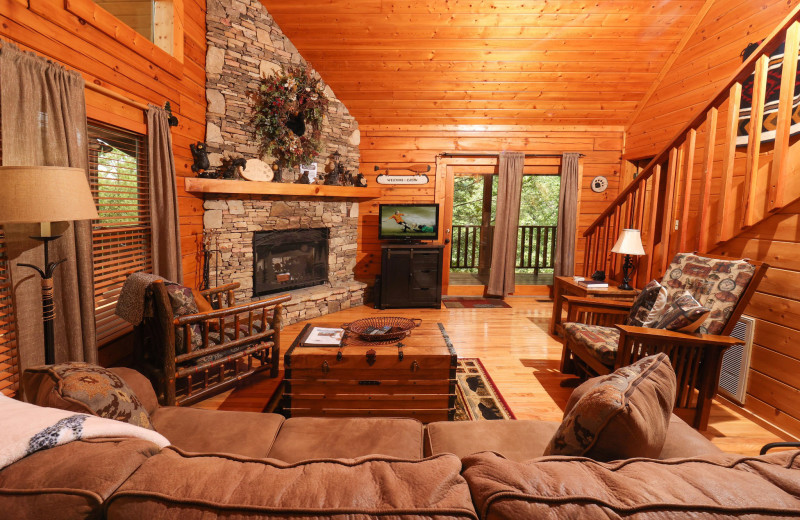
[376,174,429,185]
[591,175,608,193]
[241,158,274,182]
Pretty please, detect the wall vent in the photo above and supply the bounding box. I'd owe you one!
[717,315,755,405]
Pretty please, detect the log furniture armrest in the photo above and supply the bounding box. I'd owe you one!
[200,282,240,308]
[563,295,634,311]
[174,293,291,326]
[615,325,743,347]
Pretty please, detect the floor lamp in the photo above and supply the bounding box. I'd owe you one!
[0,166,99,365]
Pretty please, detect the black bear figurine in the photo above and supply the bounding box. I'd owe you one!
[190,142,212,176]
[220,157,247,180]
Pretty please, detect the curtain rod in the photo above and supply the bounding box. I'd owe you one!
[0,40,148,111]
[438,152,586,158]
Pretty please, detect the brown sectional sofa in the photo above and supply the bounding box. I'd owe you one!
[2,366,799,519]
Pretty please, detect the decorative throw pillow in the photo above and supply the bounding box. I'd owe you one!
[653,291,711,333]
[22,362,154,430]
[544,353,676,461]
[626,280,666,327]
[165,282,203,354]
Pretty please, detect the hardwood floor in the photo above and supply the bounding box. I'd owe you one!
[194,297,796,455]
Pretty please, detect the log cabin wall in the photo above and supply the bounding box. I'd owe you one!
[356,125,625,285]
[1,0,206,365]
[0,0,207,289]
[626,0,800,159]
[620,0,800,437]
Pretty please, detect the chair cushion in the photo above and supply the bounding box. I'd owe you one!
[166,282,202,354]
[626,279,668,327]
[22,362,154,430]
[563,322,620,367]
[653,291,711,332]
[268,417,424,463]
[544,353,676,461]
[661,253,756,335]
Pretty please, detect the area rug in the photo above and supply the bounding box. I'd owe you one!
[443,297,511,309]
[455,358,516,421]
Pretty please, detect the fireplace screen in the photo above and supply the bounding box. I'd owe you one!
[253,228,329,296]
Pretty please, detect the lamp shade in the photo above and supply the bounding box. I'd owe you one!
[0,166,99,225]
[611,228,645,256]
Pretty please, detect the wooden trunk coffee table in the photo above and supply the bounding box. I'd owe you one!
[283,320,457,423]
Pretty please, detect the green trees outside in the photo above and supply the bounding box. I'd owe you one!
[451,174,561,275]
[451,174,560,227]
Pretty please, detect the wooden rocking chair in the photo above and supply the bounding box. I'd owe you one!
[134,280,290,406]
[560,253,768,430]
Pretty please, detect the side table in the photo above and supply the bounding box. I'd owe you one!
[548,276,639,336]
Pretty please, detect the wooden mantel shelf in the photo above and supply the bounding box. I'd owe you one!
[184,177,381,198]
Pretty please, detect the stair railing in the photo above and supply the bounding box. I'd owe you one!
[583,5,800,285]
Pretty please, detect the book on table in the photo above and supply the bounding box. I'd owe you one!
[303,327,345,347]
[578,280,609,289]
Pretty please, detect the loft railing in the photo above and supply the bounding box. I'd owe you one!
[583,5,800,284]
[451,224,556,273]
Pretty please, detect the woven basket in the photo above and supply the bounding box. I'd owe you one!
[343,317,421,342]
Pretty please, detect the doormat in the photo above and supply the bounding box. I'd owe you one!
[443,297,511,309]
[455,358,516,421]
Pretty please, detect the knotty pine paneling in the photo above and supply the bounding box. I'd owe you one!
[260,0,709,127]
[710,198,800,438]
[626,0,800,159]
[356,125,624,287]
[1,0,206,290]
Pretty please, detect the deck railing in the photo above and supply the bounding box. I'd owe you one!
[451,224,557,273]
[583,5,800,284]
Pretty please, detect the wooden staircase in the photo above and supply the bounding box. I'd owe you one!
[583,5,800,284]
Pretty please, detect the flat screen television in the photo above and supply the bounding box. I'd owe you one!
[378,203,439,241]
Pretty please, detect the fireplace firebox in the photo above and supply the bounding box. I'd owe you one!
[253,228,329,296]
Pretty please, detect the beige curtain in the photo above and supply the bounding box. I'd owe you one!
[487,151,524,297]
[147,105,183,282]
[0,41,97,368]
[554,153,581,277]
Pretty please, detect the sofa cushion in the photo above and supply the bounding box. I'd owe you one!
[106,448,478,520]
[425,420,561,461]
[544,353,676,461]
[626,279,667,327]
[462,450,800,520]
[660,253,756,335]
[653,290,711,332]
[562,323,620,367]
[268,417,424,462]
[150,407,284,458]
[23,362,154,429]
[0,438,160,520]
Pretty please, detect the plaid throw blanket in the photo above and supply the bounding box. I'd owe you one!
[0,393,169,471]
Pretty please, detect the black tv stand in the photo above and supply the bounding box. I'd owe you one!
[378,243,443,309]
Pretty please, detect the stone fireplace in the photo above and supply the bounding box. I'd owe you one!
[253,228,329,296]
[203,198,366,325]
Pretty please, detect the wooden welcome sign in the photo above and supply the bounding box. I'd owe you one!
[374,164,431,185]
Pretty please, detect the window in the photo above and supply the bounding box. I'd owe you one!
[89,122,152,346]
[0,110,20,397]
[91,0,177,56]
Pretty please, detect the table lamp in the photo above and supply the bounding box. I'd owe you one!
[0,166,99,364]
[611,229,645,291]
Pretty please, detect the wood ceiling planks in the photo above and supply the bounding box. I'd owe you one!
[260,0,708,126]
